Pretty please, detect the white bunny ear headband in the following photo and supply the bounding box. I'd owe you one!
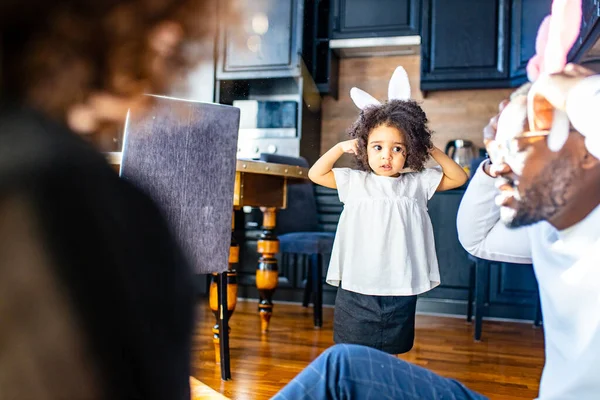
[525,0,582,153]
[493,0,588,167]
[349,66,411,110]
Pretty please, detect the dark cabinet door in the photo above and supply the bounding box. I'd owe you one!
[569,0,600,62]
[421,190,540,320]
[217,0,303,78]
[420,0,510,90]
[422,190,471,302]
[331,0,420,39]
[579,0,600,46]
[510,0,552,83]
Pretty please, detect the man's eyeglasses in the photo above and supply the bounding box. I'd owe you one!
[488,130,550,166]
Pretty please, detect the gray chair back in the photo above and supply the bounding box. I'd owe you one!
[120,96,240,274]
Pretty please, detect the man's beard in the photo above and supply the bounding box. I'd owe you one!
[500,157,579,228]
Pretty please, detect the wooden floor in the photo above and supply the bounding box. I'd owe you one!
[192,300,545,400]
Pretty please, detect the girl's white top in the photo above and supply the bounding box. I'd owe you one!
[327,167,443,296]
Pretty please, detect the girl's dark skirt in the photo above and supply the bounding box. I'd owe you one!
[334,286,418,355]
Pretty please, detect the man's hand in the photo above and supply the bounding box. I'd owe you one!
[483,99,510,146]
[530,63,594,110]
[528,63,595,131]
[482,99,513,177]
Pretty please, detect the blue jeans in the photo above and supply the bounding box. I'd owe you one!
[273,344,488,400]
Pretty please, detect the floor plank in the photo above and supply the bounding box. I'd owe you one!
[190,376,229,400]
[192,300,545,399]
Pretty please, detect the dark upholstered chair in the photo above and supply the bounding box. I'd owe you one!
[465,157,542,341]
[120,96,239,379]
[466,257,542,341]
[259,153,335,327]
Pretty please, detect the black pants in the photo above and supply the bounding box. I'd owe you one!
[334,287,418,354]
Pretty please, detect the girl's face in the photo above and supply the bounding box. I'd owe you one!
[367,124,407,177]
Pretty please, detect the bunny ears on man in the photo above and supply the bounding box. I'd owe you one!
[526,0,581,82]
[349,66,412,110]
[526,0,583,153]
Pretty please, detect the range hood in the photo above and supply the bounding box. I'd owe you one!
[329,36,421,58]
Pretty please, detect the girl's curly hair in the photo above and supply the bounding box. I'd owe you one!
[348,99,433,172]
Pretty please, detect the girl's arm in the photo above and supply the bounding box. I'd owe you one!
[308,139,358,189]
[430,146,469,191]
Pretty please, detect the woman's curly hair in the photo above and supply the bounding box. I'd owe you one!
[0,0,233,121]
[348,99,433,172]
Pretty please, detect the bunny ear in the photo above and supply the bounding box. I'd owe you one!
[526,0,582,82]
[544,0,582,75]
[527,16,551,81]
[535,15,551,59]
[350,87,381,110]
[526,54,543,82]
[388,66,411,100]
[547,109,570,151]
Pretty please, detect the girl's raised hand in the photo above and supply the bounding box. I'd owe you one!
[338,139,359,155]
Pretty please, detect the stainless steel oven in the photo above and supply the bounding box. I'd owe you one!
[233,99,300,159]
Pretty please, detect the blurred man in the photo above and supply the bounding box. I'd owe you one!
[457,63,600,399]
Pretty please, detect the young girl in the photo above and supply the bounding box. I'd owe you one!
[308,67,468,354]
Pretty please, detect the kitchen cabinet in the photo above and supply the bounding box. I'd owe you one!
[421,0,596,91]
[569,0,600,64]
[420,0,511,91]
[215,0,322,164]
[304,0,340,98]
[306,0,597,93]
[419,189,539,320]
[578,0,600,49]
[420,189,472,304]
[509,0,553,84]
[235,187,540,321]
[217,0,304,79]
[330,0,420,39]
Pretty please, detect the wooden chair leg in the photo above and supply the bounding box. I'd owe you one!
[312,254,323,328]
[467,259,475,322]
[474,259,489,342]
[218,272,231,380]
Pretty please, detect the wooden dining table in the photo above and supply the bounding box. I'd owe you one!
[106,152,309,378]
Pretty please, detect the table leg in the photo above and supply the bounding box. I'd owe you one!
[209,213,239,369]
[256,207,279,333]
